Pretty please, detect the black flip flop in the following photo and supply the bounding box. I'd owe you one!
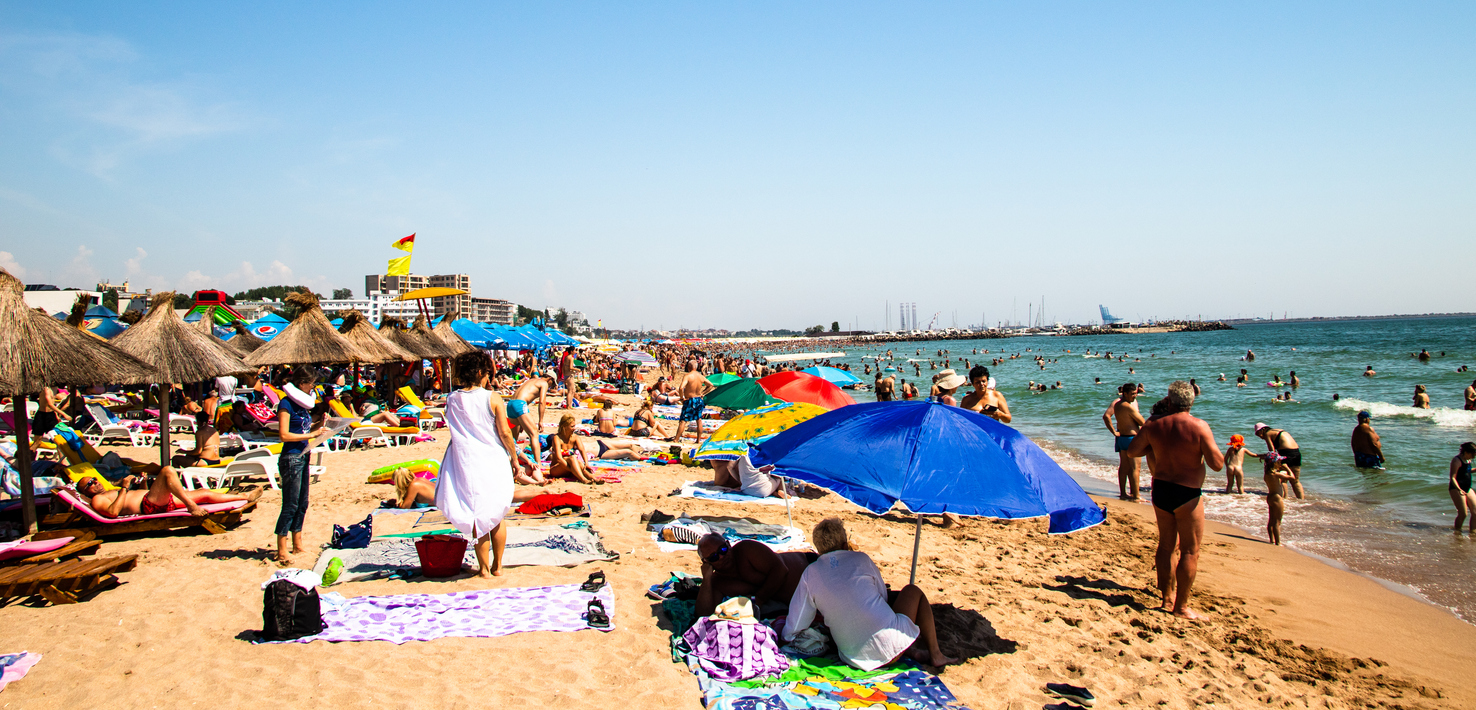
[580,570,606,593]
[585,598,611,629]
[1045,683,1094,707]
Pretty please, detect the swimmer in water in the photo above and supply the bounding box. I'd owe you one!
[1413,384,1430,409]
[1363,365,1376,377]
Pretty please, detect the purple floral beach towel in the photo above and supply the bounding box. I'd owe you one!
[280,582,615,644]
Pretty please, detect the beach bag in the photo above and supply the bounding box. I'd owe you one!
[330,515,373,549]
[260,580,324,641]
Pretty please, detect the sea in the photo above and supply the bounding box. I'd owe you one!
[754,316,1476,624]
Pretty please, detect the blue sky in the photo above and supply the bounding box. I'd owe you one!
[1,2,1471,329]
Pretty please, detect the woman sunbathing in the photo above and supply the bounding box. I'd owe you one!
[549,415,601,484]
[389,467,436,508]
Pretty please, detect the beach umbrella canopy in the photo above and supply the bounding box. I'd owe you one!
[492,325,537,351]
[759,371,856,411]
[801,366,863,387]
[225,321,267,355]
[614,350,658,367]
[337,310,416,363]
[431,311,480,357]
[248,312,290,341]
[88,318,128,339]
[707,372,742,387]
[84,304,119,318]
[411,318,459,359]
[750,401,1105,580]
[518,326,555,349]
[377,316,434,360]
[0,268,158,532]
[446,319,505,349]
[246,292,371,367]
[694,401,828,461]
[704,378,783,411]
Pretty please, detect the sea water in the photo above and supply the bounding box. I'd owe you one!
[757,317,1476,623]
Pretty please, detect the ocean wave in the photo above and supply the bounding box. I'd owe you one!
[1333,398,1476,428]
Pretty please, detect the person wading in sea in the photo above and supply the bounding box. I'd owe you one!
[1103,383,1145,501]
[1351,410,1385,469]
[1125,381,1224,620]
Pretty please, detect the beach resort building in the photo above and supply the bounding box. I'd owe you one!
[364,272,515,324]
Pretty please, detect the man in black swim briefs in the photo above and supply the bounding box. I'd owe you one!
[1125,381,1224,620]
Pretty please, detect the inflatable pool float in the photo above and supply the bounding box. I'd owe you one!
[366,459,440,484]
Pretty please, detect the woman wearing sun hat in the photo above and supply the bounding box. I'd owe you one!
[929,370,965,406]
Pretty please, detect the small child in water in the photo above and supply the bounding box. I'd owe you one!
[1263,451,1297,545]
[1223,434,1251,494]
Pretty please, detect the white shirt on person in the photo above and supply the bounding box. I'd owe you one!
[733,452,780,498]
[215,376,238,403]
[782,550,919,670]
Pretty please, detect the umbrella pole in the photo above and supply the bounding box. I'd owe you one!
[158,385,172,469]
[14,393,36,535]
[909,513,923,586]
[783,476,793,531]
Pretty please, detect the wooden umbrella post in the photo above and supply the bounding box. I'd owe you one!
[158,385,172,469]
[909,513,923,586]
[14,393,36,534]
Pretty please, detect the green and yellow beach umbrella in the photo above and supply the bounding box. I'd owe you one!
[693,401,828,461]
[707,372,742,387]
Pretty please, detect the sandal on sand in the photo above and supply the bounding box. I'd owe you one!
[1045,683,1095,707]
[580,570,606,593]
[585,599,611,629]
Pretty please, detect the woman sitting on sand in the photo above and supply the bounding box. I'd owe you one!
[784,518,956,670]
[627,400,664,439]
[389,467,436,508]
[549,414,602,485]
[435,351,518,577]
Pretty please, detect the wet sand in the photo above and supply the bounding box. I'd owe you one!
[2,391,1473,709]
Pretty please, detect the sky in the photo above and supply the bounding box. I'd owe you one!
[0,2,1472,330]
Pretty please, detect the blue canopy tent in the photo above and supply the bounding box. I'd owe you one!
[751,401,1105,583]
[88,318,128,339]
[450,319,505,349]
[84,304,119,318]
[801,365,863,387]
[484,324,536,351]
[247,313,290,341]
[518,326,556,350]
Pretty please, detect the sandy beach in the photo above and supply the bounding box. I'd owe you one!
[3,390,1473,710]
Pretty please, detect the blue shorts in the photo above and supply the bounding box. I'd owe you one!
[679,397,706,422]
[507,399,528,419]
[1114,435,1135,452]
[1354,452,1383,469]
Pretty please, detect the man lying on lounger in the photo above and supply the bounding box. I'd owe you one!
[75,466,262,519]
[696,533,816,616]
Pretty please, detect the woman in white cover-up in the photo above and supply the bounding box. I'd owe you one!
[436,351,520,577]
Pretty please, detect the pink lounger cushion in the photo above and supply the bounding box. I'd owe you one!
[0,537,74,562]
[55,489,247,523]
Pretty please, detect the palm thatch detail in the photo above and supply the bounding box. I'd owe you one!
[244,291,370,366]
[110,292,253,383]
[0,267,157,394]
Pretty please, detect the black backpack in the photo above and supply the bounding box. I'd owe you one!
[260,580,325,641]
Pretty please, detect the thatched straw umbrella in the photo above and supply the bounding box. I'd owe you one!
[226,320,267,356]
[378,316,443,361]
[111,292,254,467]
[245,291,370,368]
[0,268,157,532]
[338,310,416,363]
[432,311,479,357]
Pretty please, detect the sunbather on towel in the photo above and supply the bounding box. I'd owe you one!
[695,533,816,617]
[356,400,402,427]
[75,466,261,518]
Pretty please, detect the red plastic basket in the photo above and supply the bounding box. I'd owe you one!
[415,535,468,577]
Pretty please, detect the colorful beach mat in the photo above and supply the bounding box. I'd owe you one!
[697,666,971,710]
[0,652,41,693]
[281,583,615,644]
[311,522,618,584]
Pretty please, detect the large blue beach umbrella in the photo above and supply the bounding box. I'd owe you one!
[801,365,863,387]
[750,401,1105,582]
[485,324,536,351]
[450,319,505,348]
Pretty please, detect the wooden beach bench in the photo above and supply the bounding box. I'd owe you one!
[0,534,101,567]
[34,489,255,541]
[0,554,138,605]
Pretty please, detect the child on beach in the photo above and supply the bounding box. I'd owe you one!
[1263,451,1297,545]
[1223,434,1252,494]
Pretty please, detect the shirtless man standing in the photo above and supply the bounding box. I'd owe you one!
[960,366,1011,423]
[876,367,897,401]
[1103,383,1145,500]
[508,374,551,467]
[558,347,578,408]
[695,534,815,616]
[1466,379,1476,411]
[1124,381,1224,619]
[672,361,713,444]
[76,466,260,519]
[1351,410,1384,469]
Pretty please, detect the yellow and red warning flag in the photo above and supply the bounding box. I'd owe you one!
[392,233,416,252]
[387,233,415,275]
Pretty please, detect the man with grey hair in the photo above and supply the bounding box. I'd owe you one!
[1125,380,1224,620]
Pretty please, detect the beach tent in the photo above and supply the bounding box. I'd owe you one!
[0,267,157,533]
[801,366,863,388]
[751,401,1105,582]
[546,329,579,345]
[84,305,119,319]
[446,319,505,349]
[247,313,290,341]
[111,292,254,468]
[88,318,128,339]
[487,325,537,351]
[518,326,556,349]
[224,321,267,356]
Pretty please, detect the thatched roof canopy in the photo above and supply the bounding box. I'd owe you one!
[378,316,436,360]
[432,311,479,357]
[338,310,416,363]
[227,320,267,355]
[245,291,369,366]
[411,318,459,359]
[0,267,157,394]
[111,292,253,383]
